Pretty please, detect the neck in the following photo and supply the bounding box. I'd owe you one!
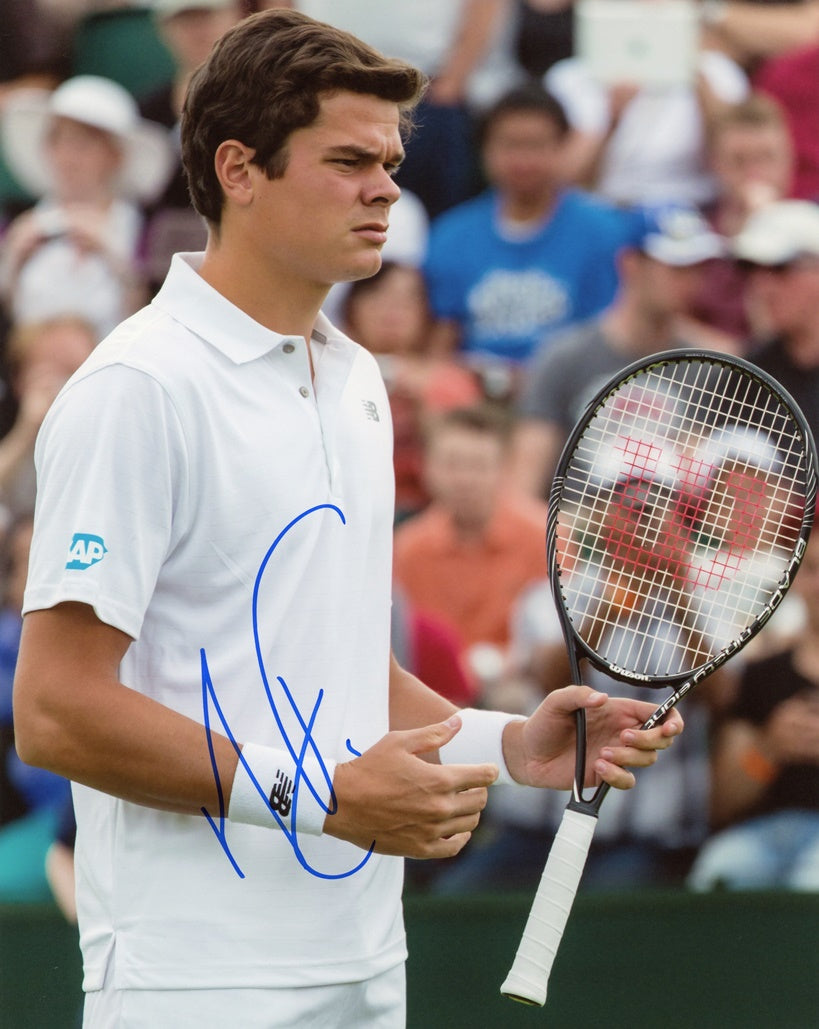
[498,189,557,226]
[198,236,327,340]
[450,510,491,543]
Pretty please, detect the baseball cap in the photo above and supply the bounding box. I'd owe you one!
[153,0,237,16]
[634,205,725,266]
[732,200,819,266]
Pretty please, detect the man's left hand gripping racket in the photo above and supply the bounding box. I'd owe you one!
[500,350,817,1007]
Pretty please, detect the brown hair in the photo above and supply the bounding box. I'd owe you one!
[708,92,788,147]
[478,83,570,150]
[181,8,426,224]
[425,404,514,450]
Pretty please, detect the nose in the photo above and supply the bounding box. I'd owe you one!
[364,167,401,207]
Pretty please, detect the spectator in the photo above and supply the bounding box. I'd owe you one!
[755,43,819,202]
[688,526,819,891]
[342,262,482,522]
[734,199,819,446]
[139,0,245,292]
[546,8,749,208]
[0,315,98,522]
[423,83,635,374]
[0,75,174,337]
[510,204,732,500]
[694,92,795,344]
[393,404,548,690]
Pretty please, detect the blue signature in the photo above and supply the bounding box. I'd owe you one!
[200,504,374,880]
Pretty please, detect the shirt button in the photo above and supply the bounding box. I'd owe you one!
[283,342,295,354]
[299,386,310,398]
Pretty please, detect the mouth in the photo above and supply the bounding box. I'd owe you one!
[353,223,389,245]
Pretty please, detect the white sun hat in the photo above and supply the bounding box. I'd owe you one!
[0,75,175,203]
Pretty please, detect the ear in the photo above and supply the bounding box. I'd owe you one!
[213,140,256,208]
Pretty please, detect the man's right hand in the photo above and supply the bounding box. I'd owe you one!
[323,716,497,858]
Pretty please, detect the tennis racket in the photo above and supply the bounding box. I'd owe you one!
[500,349,817,1007]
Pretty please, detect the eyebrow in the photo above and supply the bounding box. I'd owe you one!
[325,144,405,169]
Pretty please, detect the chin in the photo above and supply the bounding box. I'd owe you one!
[342,250,385,284]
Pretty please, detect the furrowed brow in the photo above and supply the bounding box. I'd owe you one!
[326,144,405,169]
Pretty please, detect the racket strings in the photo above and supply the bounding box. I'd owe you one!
[554,359,809,679]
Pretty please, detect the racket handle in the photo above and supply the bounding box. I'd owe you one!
[500,807,597,1007]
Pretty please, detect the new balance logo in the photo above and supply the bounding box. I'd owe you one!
[362,399,380,422]
[66,533,108,570]
[269,769,293,818]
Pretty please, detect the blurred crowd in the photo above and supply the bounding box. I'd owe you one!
[0,0,818,912]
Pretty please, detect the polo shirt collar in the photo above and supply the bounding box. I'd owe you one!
[151,252,345,364]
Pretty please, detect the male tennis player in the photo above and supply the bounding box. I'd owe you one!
[12,10,683,1026]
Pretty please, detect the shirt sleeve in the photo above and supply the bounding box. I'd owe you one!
[24,363,187,641]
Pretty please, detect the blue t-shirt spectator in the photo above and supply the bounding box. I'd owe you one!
[424,188,635,364]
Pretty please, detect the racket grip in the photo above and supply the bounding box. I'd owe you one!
[500,807,597,1007]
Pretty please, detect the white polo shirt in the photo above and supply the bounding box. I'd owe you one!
[24,253,405,991]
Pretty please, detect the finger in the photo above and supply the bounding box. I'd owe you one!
[449,785,490,817]
[621,726,678,751]
[658,709,684,737]
[416,830,474,861]
[442,762,499,791]
[546,685,609,715]
[599,744,659,770]
[592,758,637,791]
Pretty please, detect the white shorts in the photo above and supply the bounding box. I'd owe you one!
[82,963,406,1028]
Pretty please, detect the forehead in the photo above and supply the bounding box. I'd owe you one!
[306,90,403,149]
[46,116,119,149]
[429,424,505,456]
[715,122,789,153]
[485,109,563,144]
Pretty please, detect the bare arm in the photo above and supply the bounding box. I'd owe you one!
[429,0,510,104]
[13,609,494,860]
[706,1,819,63]
[13,602,240,814]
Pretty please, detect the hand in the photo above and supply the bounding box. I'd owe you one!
[502,685,684,791]
[324,716,496,859]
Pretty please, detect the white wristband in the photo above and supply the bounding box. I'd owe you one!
[438,709,526,787]
[228,741,337,837]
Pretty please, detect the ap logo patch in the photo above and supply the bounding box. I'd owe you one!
[66,533,108,570]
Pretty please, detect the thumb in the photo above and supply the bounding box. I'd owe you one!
[547,685,608,715]
[401,713,464,757]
